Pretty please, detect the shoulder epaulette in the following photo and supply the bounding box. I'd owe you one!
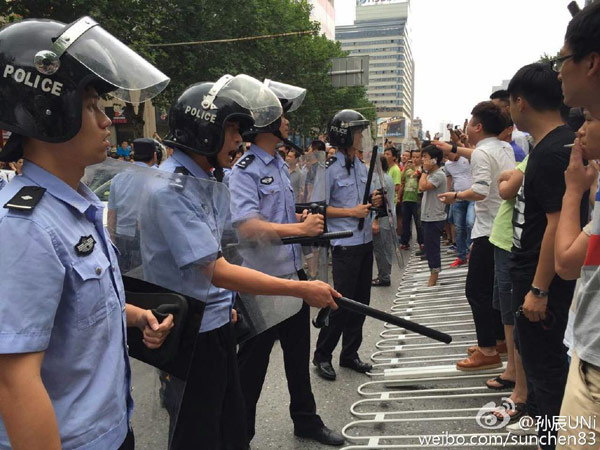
[325,156,337,169]
[4,186,46,212]
[236,154,255,170]
[170,166,191,191]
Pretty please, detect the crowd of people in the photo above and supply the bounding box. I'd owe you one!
[0,3,599,450]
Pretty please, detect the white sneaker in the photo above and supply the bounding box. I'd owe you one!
[506,418,537,436]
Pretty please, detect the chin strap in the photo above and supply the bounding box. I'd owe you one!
[207,154,224,182]
[341,148,353,175]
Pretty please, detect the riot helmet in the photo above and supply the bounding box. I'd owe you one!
[327,109,371,151]
[243,79,306,142]
[0,17,170,162]
[163,74,283,158]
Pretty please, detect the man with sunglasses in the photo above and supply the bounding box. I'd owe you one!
[552,2,600,448]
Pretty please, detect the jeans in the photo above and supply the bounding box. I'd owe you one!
[400,201,423,246]
[423,221,445,272]
[452,200,474,260]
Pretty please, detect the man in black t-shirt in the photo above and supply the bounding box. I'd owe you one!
[508,63,588,449]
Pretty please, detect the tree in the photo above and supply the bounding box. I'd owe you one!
[1,0,375,138]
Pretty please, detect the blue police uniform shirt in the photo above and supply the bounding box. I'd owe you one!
[222,167,232,187]
[0,161,131,450]
[229,144,302,277]
[146,149,234,333]
[326,150,373,247]
[108,161,152,237]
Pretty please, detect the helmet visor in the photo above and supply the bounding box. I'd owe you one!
[264,79,306,113]
[215,75,283,127]
[355,127,373,156]
[67,23,169,103]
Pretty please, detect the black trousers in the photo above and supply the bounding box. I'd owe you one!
[314,242,373,363]
[170,322,247,450]
[512,277,572,450]
[237,270,323,444]
[118,431,134,450]
[465,237,504,347]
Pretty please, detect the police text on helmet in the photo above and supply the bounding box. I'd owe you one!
[3,64,63,97]
[184,105,217,123]
[329,126,348,135]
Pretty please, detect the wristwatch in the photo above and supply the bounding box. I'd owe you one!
[450,143,458,154]
[530,285,549,298]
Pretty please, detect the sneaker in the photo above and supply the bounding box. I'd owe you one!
[506,417,537,436]
[415,246,425,256]
[449,258,467,268]
[446,247,457,255]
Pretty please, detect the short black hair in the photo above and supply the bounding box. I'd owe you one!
[410,149,421,156]
[421,144,443,166]
[501,111,514,128]
[507,63,564,112]
[379,155,389,172]
[385,147,399,160]
[565,1,600,62]
[490,89,509,104]
[311,140,326,152]
[287,148,302,159]
[470,101,506,136]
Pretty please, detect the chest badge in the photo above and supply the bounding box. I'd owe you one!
[260,176,274,185]
[75,235,96,256]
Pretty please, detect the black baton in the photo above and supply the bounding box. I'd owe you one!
[313,296,452,344]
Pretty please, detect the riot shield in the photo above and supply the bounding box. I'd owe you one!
[296,151,329,283]
[363,144,406,269]
[222,214,304,343]
[83,158,228,449]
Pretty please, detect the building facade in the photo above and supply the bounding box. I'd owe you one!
[307,0,335,40]
[336,0,415,124]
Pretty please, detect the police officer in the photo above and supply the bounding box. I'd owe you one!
[0,17,173,450]
[107,138,159,272]
[152,75,340,449]
[313,109,379,381]
[229,80,345,447]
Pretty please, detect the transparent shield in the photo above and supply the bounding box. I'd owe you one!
[83,158,228,448]
[363,146,405,270]
[212,74,283,127]
[221,216,303,343]
[264,79,307,113]
[297,151,329,283]
[67,23,170,103]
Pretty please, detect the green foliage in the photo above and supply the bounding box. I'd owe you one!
[539,52,561,63]
[0,0,375,137]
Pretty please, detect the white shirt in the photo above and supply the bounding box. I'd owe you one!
[470,137,516,239]
[444,156,472,192]
[512,128,530,154]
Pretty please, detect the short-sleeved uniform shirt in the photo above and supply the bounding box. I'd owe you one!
[0,161,132,450]
[142,149,234,333]
[511,125,588,280]
[229,144,302,277]
[420,169,447,222]
[326,151,373,247]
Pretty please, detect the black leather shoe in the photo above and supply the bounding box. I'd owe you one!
[371,278,391,287]
[295,426,345,446]
[340,357,372,373]
[312,359,336,380]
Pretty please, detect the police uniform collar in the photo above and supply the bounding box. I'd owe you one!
[335,150,356,168]
[133,161,149,168]
[249,144,281,167]
[170,149,211,180]
[20,161,100,215]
